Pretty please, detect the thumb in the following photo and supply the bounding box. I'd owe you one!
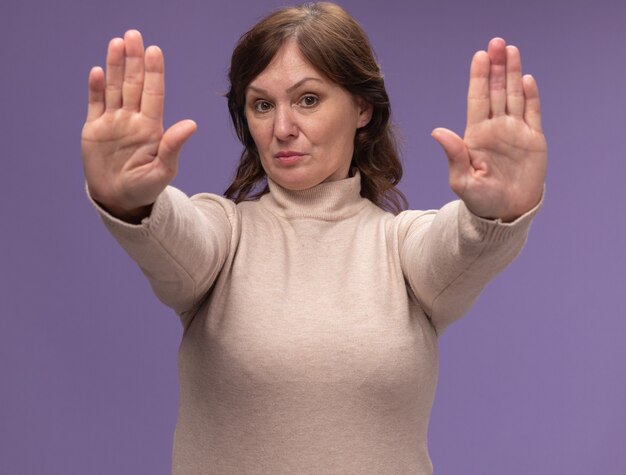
[431,127,471,192]
[158,119,198,169]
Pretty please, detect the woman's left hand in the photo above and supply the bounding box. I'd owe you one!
[432,38,547,222]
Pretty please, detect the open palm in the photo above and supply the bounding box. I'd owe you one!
[81,30,196,221]
[433,38,547,222]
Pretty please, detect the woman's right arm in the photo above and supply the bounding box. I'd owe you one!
[81,29,196,223]
[82,31,232,317]
[91,186,236,318]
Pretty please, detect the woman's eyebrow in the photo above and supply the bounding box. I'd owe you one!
[247,77,324,96]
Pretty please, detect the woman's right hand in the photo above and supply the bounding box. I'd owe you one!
[81,30,197,222]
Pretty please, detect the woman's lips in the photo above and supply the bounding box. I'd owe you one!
[274,151,305,164]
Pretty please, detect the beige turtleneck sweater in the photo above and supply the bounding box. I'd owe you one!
[91,172,540,474]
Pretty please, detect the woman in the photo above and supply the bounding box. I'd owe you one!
[82,2,546,473]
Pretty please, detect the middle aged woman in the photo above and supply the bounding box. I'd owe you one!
[82,2,547,473]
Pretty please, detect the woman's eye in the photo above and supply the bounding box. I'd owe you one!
[299,95,319,108]
[254,100,273,113]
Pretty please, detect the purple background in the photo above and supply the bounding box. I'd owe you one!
[2,0,625,473]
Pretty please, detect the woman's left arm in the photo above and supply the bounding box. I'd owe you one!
[431,37,547,222]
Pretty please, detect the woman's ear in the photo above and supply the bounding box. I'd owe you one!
[356,98,373,128]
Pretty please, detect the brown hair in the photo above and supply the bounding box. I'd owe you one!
[225,2,407,214]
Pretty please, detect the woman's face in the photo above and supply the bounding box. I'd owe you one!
[245,40,372,191]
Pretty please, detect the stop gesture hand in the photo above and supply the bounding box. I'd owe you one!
[81,30,196,222]
[432,38,547,222]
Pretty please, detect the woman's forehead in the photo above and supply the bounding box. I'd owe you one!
[247,41,329,94]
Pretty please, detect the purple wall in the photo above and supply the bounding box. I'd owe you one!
[2,0,625,473]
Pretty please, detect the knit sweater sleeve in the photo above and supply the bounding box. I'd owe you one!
[396,194,543,335]
[87,184,237,320]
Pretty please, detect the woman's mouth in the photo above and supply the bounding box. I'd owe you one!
[274,151,305,164]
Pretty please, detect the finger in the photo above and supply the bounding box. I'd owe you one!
[505,45,524,117]
[86,66,105,121]
[467,51,490,126]
[487,37,507,117]
[157,120,198,172]
[122,30,145,111]
[523,74,543,131]
[431,127,471,195]
[105,37,124,110]
[141,46,165,120]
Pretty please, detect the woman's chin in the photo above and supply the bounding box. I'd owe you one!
[264,165,350,191]
[265,167,320,191]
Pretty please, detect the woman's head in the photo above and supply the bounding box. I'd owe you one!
[225,1,407,213]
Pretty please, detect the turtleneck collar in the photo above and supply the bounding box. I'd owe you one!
[259,171,367,221]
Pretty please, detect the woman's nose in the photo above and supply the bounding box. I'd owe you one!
[273,105,298,141]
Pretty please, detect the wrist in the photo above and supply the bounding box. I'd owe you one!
[95,199,153,224]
